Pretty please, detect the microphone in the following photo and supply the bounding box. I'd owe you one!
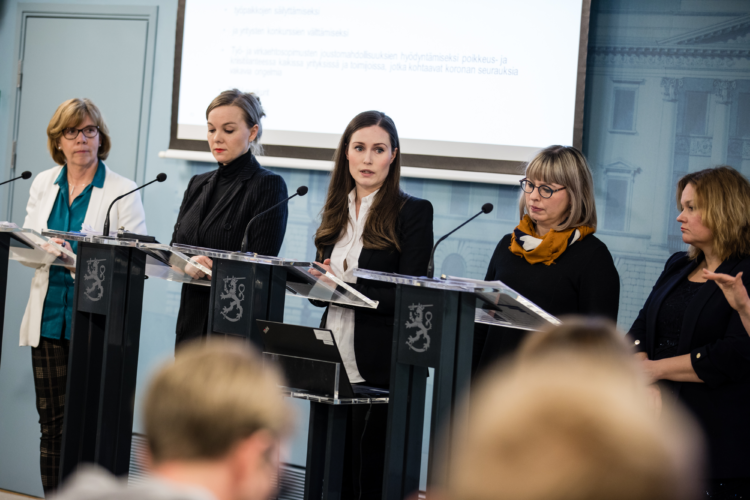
[0,171,32,187]
[426,203,493,279]
[240,185,308,253]
[102,173,167,236]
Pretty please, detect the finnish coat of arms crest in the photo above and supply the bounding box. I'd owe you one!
[83,258,106,302]
[220,276,245,322]
[405,303,433,353]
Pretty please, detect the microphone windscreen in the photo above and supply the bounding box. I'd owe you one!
[156,173,167,182]
[482,203,494,214]
[297,186,309,196]
[21,171,32,180]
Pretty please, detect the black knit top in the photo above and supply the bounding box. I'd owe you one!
[475,233,620,374]
[653,278,705,360]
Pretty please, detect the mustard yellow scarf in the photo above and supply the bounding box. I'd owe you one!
[509,215,595,265]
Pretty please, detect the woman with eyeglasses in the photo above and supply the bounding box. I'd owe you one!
[20,98,146,494]
[474,145,620,375]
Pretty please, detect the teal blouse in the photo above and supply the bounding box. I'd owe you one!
[40,162,106,340]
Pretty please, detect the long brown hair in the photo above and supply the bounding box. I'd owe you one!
[314,111,406,258]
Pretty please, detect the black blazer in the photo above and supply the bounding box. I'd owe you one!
[313,196,434,388]
[171,154,288,344]
[627,252,750,478]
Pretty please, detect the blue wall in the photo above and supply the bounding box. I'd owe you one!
[2,0,750,496]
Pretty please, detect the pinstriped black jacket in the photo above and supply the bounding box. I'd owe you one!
[171,153,288,345]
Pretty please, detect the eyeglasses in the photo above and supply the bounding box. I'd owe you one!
[62,126,99,140]
[519,179,566,199]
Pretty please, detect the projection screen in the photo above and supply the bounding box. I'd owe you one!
[168,0,591,178]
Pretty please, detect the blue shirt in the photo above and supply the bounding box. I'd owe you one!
[40,162,106,340]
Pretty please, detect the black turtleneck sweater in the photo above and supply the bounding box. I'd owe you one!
[171,150,289,345]
[206,150,248,216]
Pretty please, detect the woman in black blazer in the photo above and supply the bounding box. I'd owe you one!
[311,111,433,499]
[171,89,288,346]
[627,166,750,497]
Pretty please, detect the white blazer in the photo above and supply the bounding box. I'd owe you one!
[20,163,147,347]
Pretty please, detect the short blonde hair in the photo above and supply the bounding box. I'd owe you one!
[47,98,111,165]
[519,145,597,231]
[206,89,266,155]
[444,326,703,500]
[144,339,291,463]
[676,166,750,261]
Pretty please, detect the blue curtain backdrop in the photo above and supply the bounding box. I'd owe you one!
[2,0,750,496]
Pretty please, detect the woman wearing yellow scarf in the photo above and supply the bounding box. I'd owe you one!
[474,145,621,374]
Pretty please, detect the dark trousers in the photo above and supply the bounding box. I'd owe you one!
[31,336,70,495]
[341,403,389,500]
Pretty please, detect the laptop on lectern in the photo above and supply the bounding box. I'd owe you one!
[257,320,388,399]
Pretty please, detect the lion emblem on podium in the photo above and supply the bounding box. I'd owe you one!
[83,258,106,302]
[220,276,245,323]
[405,303,433,353]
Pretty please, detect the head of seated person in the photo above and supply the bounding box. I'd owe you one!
[53,339,291,500]
[518,316,635,370]
[143,339,291,500]
[440,319,703,500]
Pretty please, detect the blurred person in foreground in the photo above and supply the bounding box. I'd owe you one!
[627,166,750,497]
[437,317,703,500]
[51,339,291,500]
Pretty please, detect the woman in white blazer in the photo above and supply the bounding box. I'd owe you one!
[21,98,146,494]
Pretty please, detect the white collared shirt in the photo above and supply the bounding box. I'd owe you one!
[324,188,379,384]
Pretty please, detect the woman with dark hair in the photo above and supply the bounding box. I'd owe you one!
[171,89,288,346]
[311,110,433,499]
[628,166,750,497]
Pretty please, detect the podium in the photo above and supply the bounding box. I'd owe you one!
[0,224,75,370]
[351,270,559,499]
[41,231,209,481]
[171,243,384,500]
[172,243,377,346]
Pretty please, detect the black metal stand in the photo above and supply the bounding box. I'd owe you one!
[383,285,475,499]
[207,259,286,347]
[60,241,147,482]
[0,233,9,371]
[304,403,348,500]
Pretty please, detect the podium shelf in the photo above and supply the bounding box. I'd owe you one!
[2,224,76,267]
[41,231,212,286]
[173,243,379,309]
[281,388,389,405]
[353,269,560,331]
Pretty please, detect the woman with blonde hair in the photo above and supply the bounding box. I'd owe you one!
[170,89,288,346]
[22,98,146,493]
[628,166,750,497]
[475,145,620,373]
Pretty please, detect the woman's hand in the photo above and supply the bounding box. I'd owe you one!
[42,238,73,261]
[185,255,212,280]
[310,259,336,286]
[704,269,750,315]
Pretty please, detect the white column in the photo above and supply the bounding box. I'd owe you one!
[650,77,682,250]
[710,79,736,167]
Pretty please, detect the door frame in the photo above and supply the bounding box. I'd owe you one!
[5,3,158,219]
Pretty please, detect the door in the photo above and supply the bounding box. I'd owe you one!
[0,4,156,496]
[8,6,157,225]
